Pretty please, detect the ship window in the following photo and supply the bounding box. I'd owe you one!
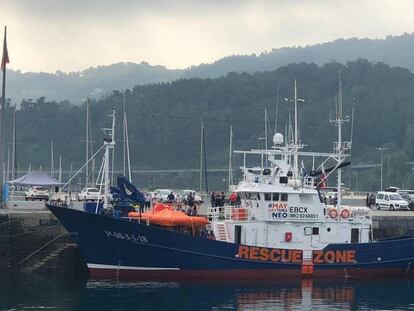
[245,192,260,200]
[312,227,319,235]
[327,227,331,232]
[272,193,279,201]
[280,193,288,201]
[264,193,272,201]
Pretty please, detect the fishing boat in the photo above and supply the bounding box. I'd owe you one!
[47,81,414,281]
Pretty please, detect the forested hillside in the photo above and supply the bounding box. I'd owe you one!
[7,60,414,191]
[7,33,414,105]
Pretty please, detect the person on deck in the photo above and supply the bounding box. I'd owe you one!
[187,193,194,208]
[144,193,151,211]
[167,192,175,203]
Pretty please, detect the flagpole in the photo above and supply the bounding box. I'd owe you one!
[0,26,8,202]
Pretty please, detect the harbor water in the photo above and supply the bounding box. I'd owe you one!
[2,272,414,310]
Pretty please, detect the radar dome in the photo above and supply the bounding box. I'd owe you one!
[273,133,284,145]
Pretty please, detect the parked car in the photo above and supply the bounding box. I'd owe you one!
[25,186,50,201]
[179,190,203,203]
[77,187,103,201]
[399,192,414,211]
[375,191,408,210]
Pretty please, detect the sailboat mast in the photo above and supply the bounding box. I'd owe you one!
[228,125,233,190]
[59,156,62,182]
[264,108,268,150]
[274,80,280,134]
[123,91,126,177]
[6,148,9,181]
[11,105,16,180]
[0,26,9,202]
[125,116,132,182]
[86,98,89,187]
[199,119,204,193]
[51,140,54,177]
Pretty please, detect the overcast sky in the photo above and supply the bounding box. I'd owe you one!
[1,0,413,73]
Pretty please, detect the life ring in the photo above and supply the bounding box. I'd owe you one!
[328,209,338,219]
[340,209,350,219]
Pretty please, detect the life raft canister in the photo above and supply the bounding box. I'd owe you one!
[340,209,350,219]
[328,209,338,219]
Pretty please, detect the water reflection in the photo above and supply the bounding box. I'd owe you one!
[2,273,414,311]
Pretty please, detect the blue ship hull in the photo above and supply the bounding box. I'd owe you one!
[48,204,414,281]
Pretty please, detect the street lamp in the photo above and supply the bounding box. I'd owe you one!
[376,147,388,190]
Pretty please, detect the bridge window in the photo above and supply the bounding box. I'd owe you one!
[280,193,288,201]
[244,192,260,200]
[272,193,279,201]
[264,193,271,201]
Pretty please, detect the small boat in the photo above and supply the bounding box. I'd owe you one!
[47,81,414,281]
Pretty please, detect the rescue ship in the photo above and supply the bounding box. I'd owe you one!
[47,81,414,281]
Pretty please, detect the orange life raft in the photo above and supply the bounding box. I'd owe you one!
[127,203,208,227]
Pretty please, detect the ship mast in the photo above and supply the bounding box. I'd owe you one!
[331,71,350,208]
[285,80,305,181]
[103,109,116,209]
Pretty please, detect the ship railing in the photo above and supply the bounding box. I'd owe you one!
[207,206,226,220]
[303,177,315,188]
[208,205,252,221]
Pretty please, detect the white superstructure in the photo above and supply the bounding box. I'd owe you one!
[209,79,371,253]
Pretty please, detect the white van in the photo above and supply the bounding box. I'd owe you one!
[375,191,408,210]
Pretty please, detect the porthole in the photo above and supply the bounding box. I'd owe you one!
[327,228,331,232]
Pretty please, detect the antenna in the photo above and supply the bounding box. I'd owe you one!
[350,97,355,145]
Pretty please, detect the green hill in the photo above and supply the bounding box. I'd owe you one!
[8,60,414,191]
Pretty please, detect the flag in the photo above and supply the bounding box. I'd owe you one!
[1,27,9,71]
